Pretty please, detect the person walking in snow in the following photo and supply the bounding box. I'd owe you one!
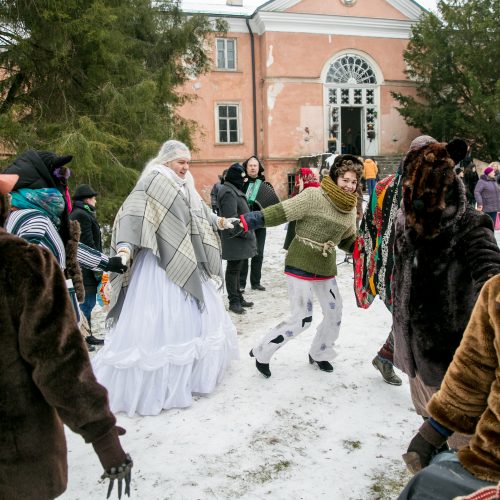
[474,165,500,223]
[392,140,500,449]
[70,184,104,347]
[353,135,438,386]
[0,174,132,500]
[363,157,378,199]
[240,154,362,377]
[92,140,240,416]
[217,162,258,314]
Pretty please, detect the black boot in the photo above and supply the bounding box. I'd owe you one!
[309,354,333,372]
[229,302,245,314]
[86,334,104,346]
[250,349,271,378]
[240,297,254,307]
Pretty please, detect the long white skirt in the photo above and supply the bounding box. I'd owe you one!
[92,249,239,417]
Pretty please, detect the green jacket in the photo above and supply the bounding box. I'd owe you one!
[263,183,357,276]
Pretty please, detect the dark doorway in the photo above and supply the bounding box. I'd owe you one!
[341,107,362,156]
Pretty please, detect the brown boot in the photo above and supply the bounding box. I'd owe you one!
[372,356,402,385]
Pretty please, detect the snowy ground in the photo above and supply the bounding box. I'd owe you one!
[63,224,425,500]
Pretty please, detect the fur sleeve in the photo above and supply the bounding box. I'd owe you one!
[15,244,116,443]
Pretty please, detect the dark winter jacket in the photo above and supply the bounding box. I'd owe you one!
[474,175,500,213]
[70,201,102,288]
[393,179,500,387]
[217,181,257,261]
[0,228,117,500]
[210,181,223,212]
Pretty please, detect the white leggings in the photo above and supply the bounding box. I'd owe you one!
[252,275,343,363]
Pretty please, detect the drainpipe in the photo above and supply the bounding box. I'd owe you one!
[246,18,258,156]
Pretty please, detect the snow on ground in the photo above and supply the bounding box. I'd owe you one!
[63,224,424,500]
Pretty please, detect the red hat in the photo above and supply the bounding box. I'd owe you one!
[299,168,320,189]
[0,174,19,195]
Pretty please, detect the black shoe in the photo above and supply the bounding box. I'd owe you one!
[250,350,271,378]
[86,334,104,346]
[229,303,246,314]
[238,288,245,294]
[309,354,333,372]
[240,298,254,307]
[87,344,96,352]
[251,284,266,291]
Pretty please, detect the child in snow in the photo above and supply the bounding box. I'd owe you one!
[240,154,362,377]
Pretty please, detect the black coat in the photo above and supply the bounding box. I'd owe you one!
[393,180,500,386]
[69,201,102,288]
[217,181,257,261]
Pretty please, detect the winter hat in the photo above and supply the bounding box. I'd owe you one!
[73,184,98,201]
[37,151,73,184]
[298,167,320,191]
[0,174,19,195]
[409,135,437,152]
[224,163,247,191]
[484,166,495,176]
[403,142,458,238]
[156,140,191,164]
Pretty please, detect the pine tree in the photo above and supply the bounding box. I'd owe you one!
[0,0,224,225]
[392,0,499,161]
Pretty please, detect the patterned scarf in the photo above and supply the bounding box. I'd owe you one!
[320,175,358,212]
[10,188,65,228]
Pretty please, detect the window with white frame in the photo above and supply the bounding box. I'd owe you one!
[216,104,240,144]
[216,38,236,70]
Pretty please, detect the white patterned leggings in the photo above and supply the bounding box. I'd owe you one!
[252,275,343,363]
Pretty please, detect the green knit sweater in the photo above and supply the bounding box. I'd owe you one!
[262,184,357,276]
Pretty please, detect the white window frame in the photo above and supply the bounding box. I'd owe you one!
[215,103,242,145]
[215,37,237,71]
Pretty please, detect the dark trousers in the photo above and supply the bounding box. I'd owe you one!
[226,259,244,305]
[240,228,266,288]
[486,211,497,224]
[80,286,97,330]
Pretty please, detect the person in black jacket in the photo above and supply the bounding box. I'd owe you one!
[240,156,269,292]
[70,184,104,346]
[217,163,257,314]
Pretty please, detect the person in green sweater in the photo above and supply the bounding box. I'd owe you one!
[240,155,363,377]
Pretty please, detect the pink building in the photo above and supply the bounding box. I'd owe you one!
[180,0,424,199]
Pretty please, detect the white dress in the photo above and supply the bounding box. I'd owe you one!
[92,248,239,417]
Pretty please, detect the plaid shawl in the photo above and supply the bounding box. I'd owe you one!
[107,171,221,324]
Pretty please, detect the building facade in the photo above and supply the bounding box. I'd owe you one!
[180,0,424,199]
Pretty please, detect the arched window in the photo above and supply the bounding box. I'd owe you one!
[325,54,377,84]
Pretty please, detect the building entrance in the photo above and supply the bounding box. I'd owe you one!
[341,107,362,155]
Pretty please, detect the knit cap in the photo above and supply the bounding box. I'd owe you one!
[484,166,495,176]
[224,163,247,191]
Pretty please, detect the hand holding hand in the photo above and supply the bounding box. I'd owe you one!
[216,217,241,230]
[107,256,128,274]
[116,247,131,266]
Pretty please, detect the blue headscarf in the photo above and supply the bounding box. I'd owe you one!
[10,188,65,228]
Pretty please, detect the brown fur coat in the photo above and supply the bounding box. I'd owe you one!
[428,274,500,483]
[0,228,116,499]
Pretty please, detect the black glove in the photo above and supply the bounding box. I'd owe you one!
[402,420,448,474]
[107,256,128,274]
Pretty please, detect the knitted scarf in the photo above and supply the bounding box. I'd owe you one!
[320,175,358,212]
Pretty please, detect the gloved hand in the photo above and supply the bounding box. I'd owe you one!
[107,256,128,274]
[216,217,241,230]
[116,247,131,266]
[239,211,265,232]
[92,426,132,499]
[402,420,448,474]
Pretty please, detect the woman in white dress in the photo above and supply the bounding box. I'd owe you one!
[92,140,240,416]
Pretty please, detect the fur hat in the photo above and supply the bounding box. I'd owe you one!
[403,142,460,238]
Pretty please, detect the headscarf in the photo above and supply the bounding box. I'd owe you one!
[10,188,65,228]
